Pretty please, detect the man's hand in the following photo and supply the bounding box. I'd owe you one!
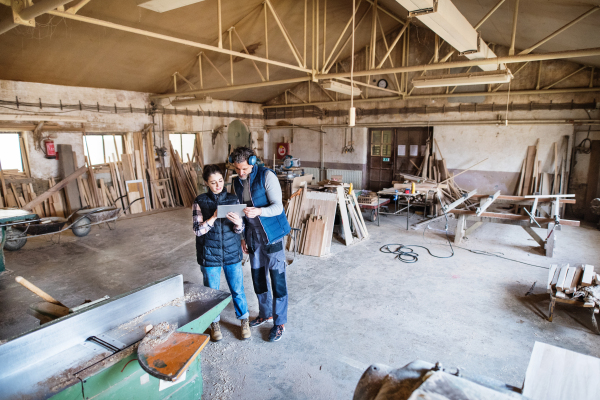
[226,212,242,226]
[241,239,248,254]
[244,207,262,218]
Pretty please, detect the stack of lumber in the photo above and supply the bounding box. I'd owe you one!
[285,185,338,256]
[298,210,328,257]
[548,264,599,300]
[515,138,570,217]
[285,183,368,255]
[168,141,199,207]
[516,138,569,197]
[345,189,368,241]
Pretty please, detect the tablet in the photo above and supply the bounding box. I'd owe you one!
[217,204,247,218]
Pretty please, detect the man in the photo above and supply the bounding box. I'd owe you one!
[230,146,291,342]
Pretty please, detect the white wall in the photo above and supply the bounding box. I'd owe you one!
[0,80,263,179]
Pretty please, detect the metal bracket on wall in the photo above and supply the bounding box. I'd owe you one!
[408,0,438,17]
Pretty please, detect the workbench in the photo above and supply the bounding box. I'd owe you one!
[0,274,230,399]
[452,195,579,257]
[0,209,38,273]
[377,190,434,230]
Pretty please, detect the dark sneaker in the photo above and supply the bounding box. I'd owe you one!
[210,322,223,341]
[249,317,273,327]
[269,324,285,342]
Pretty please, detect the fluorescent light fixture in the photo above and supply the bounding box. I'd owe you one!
[394,0,504,71]
[412,70,513,88]
[322,80,362,96]
[136,0,205,13]
[170,97,213,107]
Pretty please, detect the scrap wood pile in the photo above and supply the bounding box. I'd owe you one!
[548,264,600,305]
[514,138,570,216]
[0,127,205,217]
[285,182,368,257]
[390,139,480,213]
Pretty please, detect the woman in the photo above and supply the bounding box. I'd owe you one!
[193,164,250,341]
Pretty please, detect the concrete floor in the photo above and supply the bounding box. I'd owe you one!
[1,208,600,399]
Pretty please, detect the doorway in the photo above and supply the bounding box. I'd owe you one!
[367,127,432,191]
[227,120,251,153]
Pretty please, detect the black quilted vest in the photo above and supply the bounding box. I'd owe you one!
[195,191,243,267]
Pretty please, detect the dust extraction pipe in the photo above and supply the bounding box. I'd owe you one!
[0,0,77,35]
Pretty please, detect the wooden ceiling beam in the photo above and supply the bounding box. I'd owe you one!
[46,9,311,74]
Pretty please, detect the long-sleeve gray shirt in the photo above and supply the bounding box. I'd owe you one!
[241,170,284,218]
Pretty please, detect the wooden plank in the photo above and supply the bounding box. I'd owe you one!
[350,191,368,238]
[126,180,147,213]
[464,221,483,237]
[454,214,466,244]
[582,264,595,287]
[291,174,313,193]
[453,209,580,226]
[547,265,558,292]
[22,166,87,211]
[523,226,545,247]
[523,341,600,400]
[476,190,501,216]
[336,186,353,246]
[564,266,578,294]
[443,189,477,213]
[523,145,536,196]
[0,160,8,202]
[556,265,570,292]
[584,141,600,221]
[569,264,584,293]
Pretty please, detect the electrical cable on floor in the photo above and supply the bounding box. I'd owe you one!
[379,207,455,263]
[379,204,547,269]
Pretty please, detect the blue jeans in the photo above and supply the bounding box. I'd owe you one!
[201,261,249,323]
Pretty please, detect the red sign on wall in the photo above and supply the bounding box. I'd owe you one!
[276,143,290,159]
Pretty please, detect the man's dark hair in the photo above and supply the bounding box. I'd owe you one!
[230,146,255,164]
[202,164,223,182]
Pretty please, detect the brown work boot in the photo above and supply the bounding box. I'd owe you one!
[241,318,251,340]
[210,322,223,342]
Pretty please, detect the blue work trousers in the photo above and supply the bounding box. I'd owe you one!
[201,261,249,323]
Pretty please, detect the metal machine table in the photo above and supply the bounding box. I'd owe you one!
[0,209,37,272]
[377,191,421,230]
[0,274,230,399]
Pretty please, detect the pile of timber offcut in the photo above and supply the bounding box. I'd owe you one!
[394,139,484,212]
[285,182,368,256]
[548,264,599,301]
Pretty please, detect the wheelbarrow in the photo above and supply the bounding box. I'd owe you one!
[3,196,144,251]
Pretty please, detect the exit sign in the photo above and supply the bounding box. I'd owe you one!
[383,157,390,162]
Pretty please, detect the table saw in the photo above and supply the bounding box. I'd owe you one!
[0,274,230,399]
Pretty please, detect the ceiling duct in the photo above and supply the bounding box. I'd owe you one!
[136,0,206,13]
[394,0,504,71]
[412,69,513,88]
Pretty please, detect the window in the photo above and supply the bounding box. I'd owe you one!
[0,133,24,171]
[371,130,392,157]
[169,133,196,162]
[84,134,124,165]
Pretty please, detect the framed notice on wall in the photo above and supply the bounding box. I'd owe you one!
[398,145,406,156]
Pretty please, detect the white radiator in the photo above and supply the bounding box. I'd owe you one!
[303,167,321,181]
[327,169,363,189]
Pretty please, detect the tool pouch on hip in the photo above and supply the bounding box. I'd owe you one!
[265,241,283,254]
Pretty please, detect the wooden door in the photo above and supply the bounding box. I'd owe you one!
[367,129,394,191]
[393,127,431,181]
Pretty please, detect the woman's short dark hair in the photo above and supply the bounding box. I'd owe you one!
[202,164,223,182]
[230,146,255,164]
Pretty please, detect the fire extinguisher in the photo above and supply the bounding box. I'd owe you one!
[44,139,57,159]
